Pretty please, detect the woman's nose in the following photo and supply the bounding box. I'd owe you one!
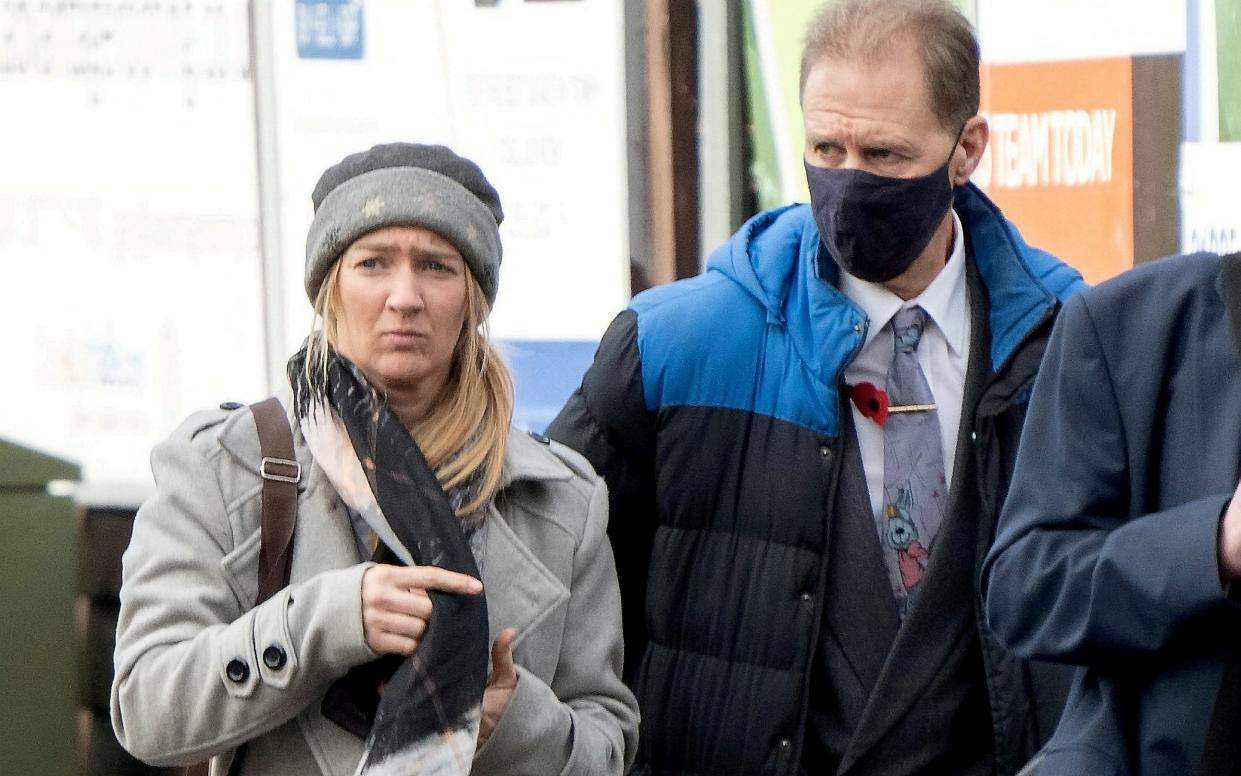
[385,267,424,312]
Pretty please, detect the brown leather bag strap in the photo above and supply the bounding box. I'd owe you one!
[183,397,300,776]
[251,396,299,604]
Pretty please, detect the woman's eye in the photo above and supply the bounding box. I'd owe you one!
[358,257,379,269]
[426,260,454,273]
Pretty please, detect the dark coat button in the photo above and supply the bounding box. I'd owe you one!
[819,444,832,459]
[219,401,244,410]
[225,658,249,683]
[262,645,287,670]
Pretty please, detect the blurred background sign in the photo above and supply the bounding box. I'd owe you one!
[0,2,267,486]
[975,57,1138,284]
[1180,142,1241,255]
[294,0,364,60]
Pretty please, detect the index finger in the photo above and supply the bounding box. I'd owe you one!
[390,565,483,595]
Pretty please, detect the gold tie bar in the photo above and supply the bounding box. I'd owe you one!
[887,403,937,414]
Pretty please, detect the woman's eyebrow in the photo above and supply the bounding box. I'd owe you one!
[349,239,461,259]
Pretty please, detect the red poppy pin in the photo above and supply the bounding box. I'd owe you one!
[849,382,889,426]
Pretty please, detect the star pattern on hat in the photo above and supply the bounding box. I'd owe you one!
[362,196,386,218]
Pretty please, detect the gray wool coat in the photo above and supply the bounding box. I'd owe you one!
[110,390,639,776]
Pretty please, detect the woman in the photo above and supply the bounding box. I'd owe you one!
[111,143,638,775]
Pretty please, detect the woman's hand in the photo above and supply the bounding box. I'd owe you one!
[478,628,519,745]
[360,564,483,656]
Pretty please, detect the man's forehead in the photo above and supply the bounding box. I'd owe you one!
[802,46,941,128]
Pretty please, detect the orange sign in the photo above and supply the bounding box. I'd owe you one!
[976,58,1134,284]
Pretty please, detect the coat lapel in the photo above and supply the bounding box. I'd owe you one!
[838,250,994,774]
[481,503,570,647]
[480,432,574,646]
[821,407,901,702]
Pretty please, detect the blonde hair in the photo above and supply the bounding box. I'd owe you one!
[305,261,513,516]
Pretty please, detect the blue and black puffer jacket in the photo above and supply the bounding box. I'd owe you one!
[548,183,1085,776]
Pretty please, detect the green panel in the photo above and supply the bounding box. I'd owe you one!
[0,438,80,488]
[743,1,784,211]
[1219,0,1241,142]
[0,490,79,774]
[769,0,821,203]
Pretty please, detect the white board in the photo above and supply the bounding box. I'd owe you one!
[977,0,1187,64]
[0,1,266,485]
[1180,142,1241,255]
[265,0,631,359]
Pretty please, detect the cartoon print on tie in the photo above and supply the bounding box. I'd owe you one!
[884,486,930,592]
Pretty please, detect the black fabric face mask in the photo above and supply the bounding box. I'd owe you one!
[805,142,959,284]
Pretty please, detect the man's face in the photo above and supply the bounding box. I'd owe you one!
[802,38,958,180]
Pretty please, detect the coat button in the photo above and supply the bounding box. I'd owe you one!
[219,401,243,410]
[263,645,287,670]
[819,444,831,459]
[778,738,791,750]
[800,592,813,604]
[226,658,249,683]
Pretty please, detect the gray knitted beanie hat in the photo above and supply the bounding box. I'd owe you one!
[304,142,504,306]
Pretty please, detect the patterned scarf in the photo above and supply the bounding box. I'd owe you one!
[290,348,490,776]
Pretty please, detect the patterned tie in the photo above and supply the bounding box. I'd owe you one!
[879,305,948,619]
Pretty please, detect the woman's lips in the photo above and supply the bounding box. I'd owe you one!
[380,330,426,346]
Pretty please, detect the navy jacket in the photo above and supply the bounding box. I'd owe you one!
[549,183,1085,775]
[983,252,1241,776]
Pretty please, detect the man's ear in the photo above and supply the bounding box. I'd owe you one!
[952,115,989,186]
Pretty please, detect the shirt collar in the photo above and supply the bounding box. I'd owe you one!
[840,209,968,356]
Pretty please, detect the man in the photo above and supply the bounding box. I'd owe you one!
[982,249,1241,776]
[548,1,1083,773]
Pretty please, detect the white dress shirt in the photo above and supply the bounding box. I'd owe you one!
[840,210,971,522]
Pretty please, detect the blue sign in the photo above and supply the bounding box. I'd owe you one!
[295,0,364,60]
[502,340,598,433]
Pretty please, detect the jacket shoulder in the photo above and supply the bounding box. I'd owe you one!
[629,270,748,331]
[544,437,602,486]
[1078,252,1219,320]
[159,403,269,508]
[166,405,251,456]
[501,431,604,543]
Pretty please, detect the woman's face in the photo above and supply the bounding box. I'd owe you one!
[334,225,469,405]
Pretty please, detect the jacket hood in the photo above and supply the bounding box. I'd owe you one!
[705,182,1086,375]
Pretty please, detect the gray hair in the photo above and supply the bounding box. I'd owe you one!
[799,0,980,134]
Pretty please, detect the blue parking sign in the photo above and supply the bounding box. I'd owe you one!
[295,0,364,60]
